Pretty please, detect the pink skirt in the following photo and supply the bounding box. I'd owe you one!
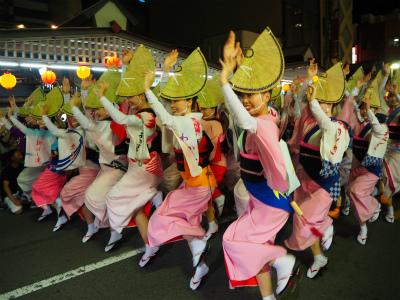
[285,168,333,251]
[84,164,125,224]
[147,184,213,247]
[61,167,99,218]
[382,149,400,198]
[32,168,67,207]
[223,194,288,283]
[348,166,379,224]
[107,159,162,233]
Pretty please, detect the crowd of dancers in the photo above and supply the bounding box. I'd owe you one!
[1,27,399,299]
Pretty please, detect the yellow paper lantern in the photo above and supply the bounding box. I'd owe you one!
[76,66,91,79]
[0,72,17,90]
[282,83,290,92]
[312,75,319,83]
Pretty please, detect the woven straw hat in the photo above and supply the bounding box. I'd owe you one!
[161,47,208,100]
[230,27,284,93]
[364,77,381,109]
[347,66,364,92]
[85,70,121,109]
[30,87,64,118]
[314,62,345,104]
[197,75,224,108]
[270,85,284,108]
[116,45,156,97]
[18,87,45,117]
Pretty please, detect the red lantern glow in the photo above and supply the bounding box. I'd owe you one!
[41,70,57,85]
[105,56,120,68]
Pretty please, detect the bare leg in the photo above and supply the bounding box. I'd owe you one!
[310,240,322,256]
[82,204,95,225]
[134,209,149,244]
[256,270,273,298]
[206,200,215,222]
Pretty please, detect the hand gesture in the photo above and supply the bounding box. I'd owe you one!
[306,84,316,102]
[363,72,372,83]
[62,77,71,94]
[356,79,364,89]
[343,63,350,76]
[81,74,94,90]
[8,95,17,110]
[307,58,318,78]
[94,81,109,98]
[163,49,179,72]
[144,70,155,92]
[122,48,134,65]
[219,31,240,85]
[70,92,81,107]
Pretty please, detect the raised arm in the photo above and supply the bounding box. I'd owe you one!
[145,88,175,128]
[0,116,13,130]
[10,115,29,135]
[221,84,257,132]
[367,110,387,138]
[309,99,332,131]
[42,115,67,138]
[100,96,142,127]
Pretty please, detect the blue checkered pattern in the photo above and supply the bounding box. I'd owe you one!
[319,160,340,178]
[361,155,382,168]
[329,179,341,202]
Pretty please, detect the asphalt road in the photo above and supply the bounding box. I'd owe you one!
[1,201,399,300]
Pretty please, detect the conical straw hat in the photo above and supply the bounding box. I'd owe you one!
[347,66,364,92]
[197,75,224,108]
[161,47,208,100]
[85,70,121,109]
[230,27,284,93]
[18,87,45,117]
[116,45,156,97]
[314,62,345,104]
[270,85,283,108]
[31,87,64,118]
[364,77,381,109]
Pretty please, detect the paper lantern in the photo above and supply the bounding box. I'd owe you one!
[76,66,91,79]
[41,70,56,85]
[0,72,17,90]
[312,75,319,83]
[105,56,120,68]
[282,84,290,92]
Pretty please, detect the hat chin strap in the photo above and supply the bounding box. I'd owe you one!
[248,95,266,115]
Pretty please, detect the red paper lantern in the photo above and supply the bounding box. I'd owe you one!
[0,72,17,90]
[105,56,120,68]
[41,70,56,85]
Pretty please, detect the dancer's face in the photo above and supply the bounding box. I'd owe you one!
[127,94,146,108]
[95,107,110,120]
[171,99,192,116]
[238,92,270,116]
[200,107,216,119]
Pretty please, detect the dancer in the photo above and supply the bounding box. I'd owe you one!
[221,29,298,300]
[285,61,350,278]
[140,48,216,291]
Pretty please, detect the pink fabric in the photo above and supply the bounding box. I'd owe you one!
[32,168,67,207]
[147,184,213,247]
[285,168,333,251]
[107,157,162,233]
[61,167,99,217]
[383,149,400,198]
[84,164,124,224]
[348,166,380,224]
[223,194,288,281]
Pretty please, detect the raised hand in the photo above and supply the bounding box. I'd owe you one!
[306,84,316,102]
[144,70,155,91]
[363,72,372,83]
[70,92,81,107]
[163,49,179,72]
[356,79,364,90]
[8,95,17,109]
[219,31,240,85]
[81,74,94,90]
[343,63,350,76]
[62,77,71,94]
[94,81,109,98]
[122,48,134,65]
[307,58,318,78]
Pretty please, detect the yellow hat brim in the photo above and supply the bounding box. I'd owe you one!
[85,70,121,109]
[364,78,381,108]
[31,87,64,118]
[161,48,208,100]
[315,62,345,104]
[230,27,284,93]
[116,45,156,97]
[197,75,224,108]
[346,66,364,92]
[18,87,45,117]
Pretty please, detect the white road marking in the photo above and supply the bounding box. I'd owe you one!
[0,247,144,299]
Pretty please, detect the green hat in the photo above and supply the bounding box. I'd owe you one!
[152,82,161,98]
[85,70,121,109]
[230,27,284,93]
[18,87,45,117]
[62,102,74,116]
[197,75,224,108]
[270,85,283,108]
[314,62,345,104]
[30,87,64,119]
[347,66,364,92]
[161,47,208,100]
[116,45,156,97]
